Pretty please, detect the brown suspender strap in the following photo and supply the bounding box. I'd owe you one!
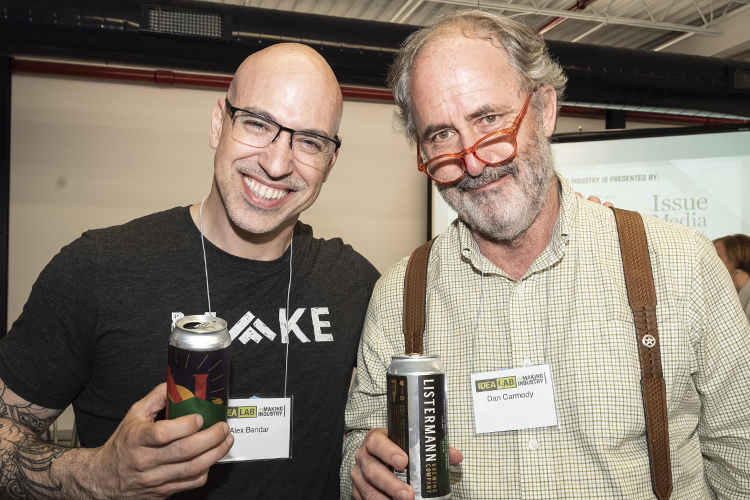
[612,207,672,500]
[402,239,434,354]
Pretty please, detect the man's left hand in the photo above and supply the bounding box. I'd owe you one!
[575,192,614,208]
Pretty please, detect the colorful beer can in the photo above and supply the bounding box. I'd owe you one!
[387,354,451,499]
[167,315,231,430]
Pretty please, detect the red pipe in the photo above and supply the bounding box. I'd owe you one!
[12,60,232,88]
[11,59,746,125]
[11,59,394,101]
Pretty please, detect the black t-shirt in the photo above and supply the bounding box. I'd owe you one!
[0,207,380,499]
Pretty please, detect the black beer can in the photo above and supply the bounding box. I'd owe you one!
[387,354,451,499]
[167,315,231,430]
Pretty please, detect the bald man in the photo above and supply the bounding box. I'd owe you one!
[0,44,379,499]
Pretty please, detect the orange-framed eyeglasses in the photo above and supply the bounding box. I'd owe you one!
[417,92,534,184]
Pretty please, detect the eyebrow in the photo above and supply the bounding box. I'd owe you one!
[467,105,498,121]
[233,104,336,140]
[419,103,518,142]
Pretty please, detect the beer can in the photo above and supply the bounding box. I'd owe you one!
[167,315,231,430]
[387,354,451,499]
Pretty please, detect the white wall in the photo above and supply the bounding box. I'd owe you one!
[9,75,425,332]
[294,99,427,273]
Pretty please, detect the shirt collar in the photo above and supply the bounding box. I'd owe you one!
[454,173,579,280]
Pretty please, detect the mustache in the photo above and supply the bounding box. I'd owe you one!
[235,161,304,190]
[453,161,519,192]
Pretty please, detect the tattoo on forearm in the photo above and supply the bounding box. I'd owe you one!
[0,381,70,499]
[0,422,67,499]
[0,382,61,434]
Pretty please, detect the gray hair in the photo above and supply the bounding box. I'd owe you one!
[387,9,567,145]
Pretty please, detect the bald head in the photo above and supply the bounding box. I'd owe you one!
[229,43,343,134]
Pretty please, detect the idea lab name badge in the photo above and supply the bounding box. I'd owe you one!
[219,397,292,462]
[471,365,558,434]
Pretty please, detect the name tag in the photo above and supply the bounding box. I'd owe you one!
[218,397,292,462]
[471,365,558,434]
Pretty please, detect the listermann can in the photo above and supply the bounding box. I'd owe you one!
[167,315,231,430]
[387,354,451,499]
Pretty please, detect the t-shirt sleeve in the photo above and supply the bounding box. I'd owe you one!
[0,233,99,410]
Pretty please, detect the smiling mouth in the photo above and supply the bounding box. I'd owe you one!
[243,175,289,200]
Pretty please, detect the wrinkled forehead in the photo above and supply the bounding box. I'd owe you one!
[409,35,524,121]
[412,32,521,89]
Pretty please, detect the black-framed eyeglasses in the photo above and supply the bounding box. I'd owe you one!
[225,98,341,172]
[417,92,534,184]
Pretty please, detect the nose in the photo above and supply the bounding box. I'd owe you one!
[261,130,296,178]
[455,132,488,178]
[462,149,488,178]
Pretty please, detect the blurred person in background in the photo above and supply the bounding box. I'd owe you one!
[714,233,750,322]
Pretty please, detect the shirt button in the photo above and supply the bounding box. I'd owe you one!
[523,358,533,367]
[528,438,539,451]
[516,283,525,295]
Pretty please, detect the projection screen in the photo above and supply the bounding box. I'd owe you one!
[431,124,750,241]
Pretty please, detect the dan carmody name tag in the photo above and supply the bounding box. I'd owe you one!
[471,365,558,434]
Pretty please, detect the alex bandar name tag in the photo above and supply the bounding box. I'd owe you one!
[471,365,558,434]
[218,397,292,462]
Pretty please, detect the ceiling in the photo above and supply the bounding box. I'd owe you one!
[196,0,750,62]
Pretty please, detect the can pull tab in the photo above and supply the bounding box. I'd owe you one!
[183,321,217,330]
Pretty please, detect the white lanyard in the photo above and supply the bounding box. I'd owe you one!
[199,200,294,461]
[199,198,293,398]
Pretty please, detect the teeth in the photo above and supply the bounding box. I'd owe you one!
[244,176,288,201]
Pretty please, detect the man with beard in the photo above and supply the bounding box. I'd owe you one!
[341,10,750,500]
[0,44,379,499]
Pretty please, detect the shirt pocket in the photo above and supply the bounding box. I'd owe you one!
[572,319,647,447]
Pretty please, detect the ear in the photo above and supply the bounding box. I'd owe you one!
[209,99,225,150]
[322,136,341,182]
[538,84,558,138]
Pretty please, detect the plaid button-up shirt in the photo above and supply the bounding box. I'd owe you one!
[341,176,750,499]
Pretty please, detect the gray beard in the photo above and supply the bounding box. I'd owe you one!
[437,129,555,243]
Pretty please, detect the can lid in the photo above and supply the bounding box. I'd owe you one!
[176,318,226,333]
[171,315,230,351]
[391,354,439,360]
[388,353,444,375]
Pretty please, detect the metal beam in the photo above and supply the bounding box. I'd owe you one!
[538,0,598,35]
[390,0,416,22]
[570,22,605,42]
[431,0,724,34]
[393,0,425,23]
[654,3,750,52]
